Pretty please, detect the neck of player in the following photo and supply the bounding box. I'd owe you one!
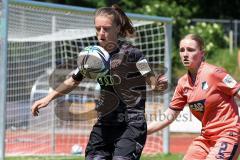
[188,61,202,83]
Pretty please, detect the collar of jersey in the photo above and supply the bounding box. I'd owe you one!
[187,61,205,86]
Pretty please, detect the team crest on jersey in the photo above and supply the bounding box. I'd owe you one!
[188,99,205,112]
[201,81,208,90]
[111,54,124,69]
[222,74,237,88]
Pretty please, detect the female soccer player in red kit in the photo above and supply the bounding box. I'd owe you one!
[148,34,240,160]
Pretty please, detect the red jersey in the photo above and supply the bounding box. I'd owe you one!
[170,62,240,137]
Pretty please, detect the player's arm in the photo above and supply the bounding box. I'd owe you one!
[148,78,186,135]
[50,76,80,98]
[31,77,80,116]
[32,68,83,116]
[212,68,240,99]
[147,108,180,135]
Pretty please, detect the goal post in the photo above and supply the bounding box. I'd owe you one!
[3,0,173,157]
[0,0,9,159]
[163,23,172,154]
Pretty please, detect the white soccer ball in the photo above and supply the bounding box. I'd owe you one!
[77,45,110,79]
[71,144,83,155]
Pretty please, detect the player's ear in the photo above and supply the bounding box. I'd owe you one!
[200,50,205,61]
[199,50,205,55]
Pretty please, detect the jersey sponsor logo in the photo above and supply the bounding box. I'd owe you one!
[222,74,237,88]
[188,99,205,112]
[201,81,209,90]
[97,74,121,86]
[136,58,151,76]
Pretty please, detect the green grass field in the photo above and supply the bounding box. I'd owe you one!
[6,154,184,160]
[6,154,240,160]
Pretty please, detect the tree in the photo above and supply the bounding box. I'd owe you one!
[194,0,240,19]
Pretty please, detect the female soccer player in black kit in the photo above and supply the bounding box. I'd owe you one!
[31,4,167,160]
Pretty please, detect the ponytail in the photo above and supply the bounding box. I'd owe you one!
[111,4,135,37]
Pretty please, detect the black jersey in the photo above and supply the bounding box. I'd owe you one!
[72,42,151,125]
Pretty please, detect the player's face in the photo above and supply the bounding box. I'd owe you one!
[95,15,120,52]
[179,39,204,71]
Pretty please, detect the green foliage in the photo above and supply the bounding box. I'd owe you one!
[181,22,228,56]
[35,0,240,19]
[117,0,196,43]
[194,0,240,19]
[36,0,107,8]
[141,153,184,160]
[207,48,239,81]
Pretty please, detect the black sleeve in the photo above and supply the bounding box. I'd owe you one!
[130,47,153,77]
[71,68,84,81]
[128,47,145,62]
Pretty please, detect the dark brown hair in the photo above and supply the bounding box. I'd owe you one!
[94,4,135,38]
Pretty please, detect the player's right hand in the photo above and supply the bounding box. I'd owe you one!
[31,97,50,116]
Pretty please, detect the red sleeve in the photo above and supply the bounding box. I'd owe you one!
[169,80,187,111]
[212,68,240,96]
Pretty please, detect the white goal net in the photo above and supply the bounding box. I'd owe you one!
[3,0,172,156]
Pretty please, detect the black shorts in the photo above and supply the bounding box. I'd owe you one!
[85,120,147,160]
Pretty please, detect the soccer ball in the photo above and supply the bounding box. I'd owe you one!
[77,45,110,79]
[71,144,83,155]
